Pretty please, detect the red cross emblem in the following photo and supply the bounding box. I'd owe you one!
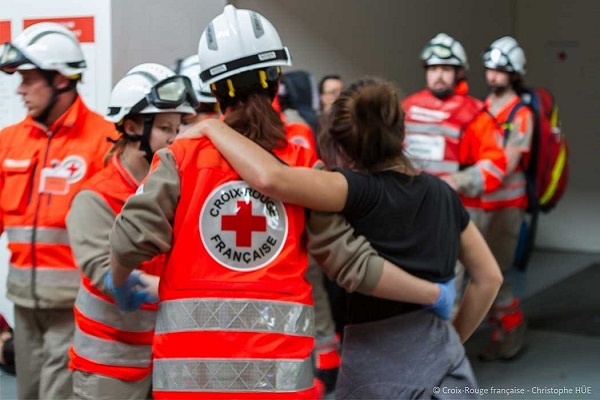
[221,201,267,247]
[66,162,79,176]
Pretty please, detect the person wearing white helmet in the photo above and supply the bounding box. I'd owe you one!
[107,6,461,399]
[174,54,220,131]
[65,63,196,400]
[402,33,507,309]
[0,22,115,399]
[478,36,532,361]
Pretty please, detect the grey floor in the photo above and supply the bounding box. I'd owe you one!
[1,249,599,400]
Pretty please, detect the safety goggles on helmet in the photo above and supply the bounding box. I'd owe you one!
[0,43,36,74]
[483,47,515,71]
[128,75,198,115]
[420,44,455,61]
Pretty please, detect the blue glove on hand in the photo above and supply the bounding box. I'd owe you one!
[428,278,456,320]
[104,271,158,312]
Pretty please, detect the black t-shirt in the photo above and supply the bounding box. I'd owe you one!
[340,170,470,324]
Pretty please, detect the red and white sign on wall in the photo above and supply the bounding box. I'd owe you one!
[0,20,11,43]
[24,16,94,43]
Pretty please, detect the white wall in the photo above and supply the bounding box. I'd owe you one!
[111,0,226,83]
[232,0,513,98]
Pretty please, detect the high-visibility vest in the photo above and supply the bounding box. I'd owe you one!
[152,138,316,399]
[403,89,485,176]
[402,89,506,208]
[0,96,115,309]
[69,153,164,381]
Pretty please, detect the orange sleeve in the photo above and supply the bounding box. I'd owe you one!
[456,111,507,195]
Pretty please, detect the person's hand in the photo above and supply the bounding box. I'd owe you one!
[427,278,456,320]
[176,118,224,140]
[104,270,158,312]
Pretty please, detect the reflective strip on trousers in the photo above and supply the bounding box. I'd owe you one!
[5,226,70,245]
[73,326,152,368]
[155,298,314,337]
[405,123,461,138]
[153,357,313,393]
[482,185,527,202]
[75,285,157,333]
[8,264,79,289]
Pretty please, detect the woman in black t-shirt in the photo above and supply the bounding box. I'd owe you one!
[186,77,502,398]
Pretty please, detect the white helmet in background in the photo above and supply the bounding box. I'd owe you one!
[420,33,469,70]
[0,22,85,77]
[483,36,526,75]
[106,62,196,125]
[198,4,291,86]
[176,54,217,104]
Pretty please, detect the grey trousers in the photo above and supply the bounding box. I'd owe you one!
[14,305,75,400]
[335,310,478,399]
[72,370,152,400]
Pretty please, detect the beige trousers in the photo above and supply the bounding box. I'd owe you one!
[72,370,152,400]
[14,305,75,400]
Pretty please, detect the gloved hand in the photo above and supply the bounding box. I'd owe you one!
[427,278,456,320]
[104,270,158,312]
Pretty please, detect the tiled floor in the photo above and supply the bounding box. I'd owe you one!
[1,250,599,400]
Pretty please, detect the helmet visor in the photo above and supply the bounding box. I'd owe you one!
[421,44,454,61]
[0,43,37,74]
[483,48,514,71]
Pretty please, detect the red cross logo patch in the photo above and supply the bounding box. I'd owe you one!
[200,181,288,272]
[59,155,87,183]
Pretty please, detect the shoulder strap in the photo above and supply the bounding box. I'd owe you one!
[502,102,527,147]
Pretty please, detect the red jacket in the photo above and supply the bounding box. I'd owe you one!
[0,96,115,308]
[402,86,506,208]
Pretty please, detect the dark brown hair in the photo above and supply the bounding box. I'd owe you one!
[319,77,414,174]
[223,92,287,151]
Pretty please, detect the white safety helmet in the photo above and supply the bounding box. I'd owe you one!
[420,33,469,70]
[176,54,217,104]
[0,22,86,77]
[483,36,526,75]
[106,63,197,125]
[198,4,292,86]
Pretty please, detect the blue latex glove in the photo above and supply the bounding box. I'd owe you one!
[104,270,158,312]
[427,278,456,320]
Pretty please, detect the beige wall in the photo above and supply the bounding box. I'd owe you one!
[231,0,600,252]
[111,0,226,83]
[232,0,513,98]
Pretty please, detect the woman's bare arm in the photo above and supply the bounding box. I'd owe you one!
[180,119,348,212]
[453,221,504,342]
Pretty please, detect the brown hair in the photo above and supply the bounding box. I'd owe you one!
[223,92,287,151]
[319,77,414,174]
[103,115,145,163]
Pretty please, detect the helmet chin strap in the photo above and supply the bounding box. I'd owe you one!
[138,114,156,163]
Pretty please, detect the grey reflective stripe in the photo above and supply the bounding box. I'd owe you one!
[411,159,459,174]
[5,226,70,245]
[153,357,313,393]
[405,122,461,138]
[75,285,157,333]
[73,326,151,368]
[155,298,314,337]
[479,160,505,181]
[8,264,79,288]
[482,186,526,202]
